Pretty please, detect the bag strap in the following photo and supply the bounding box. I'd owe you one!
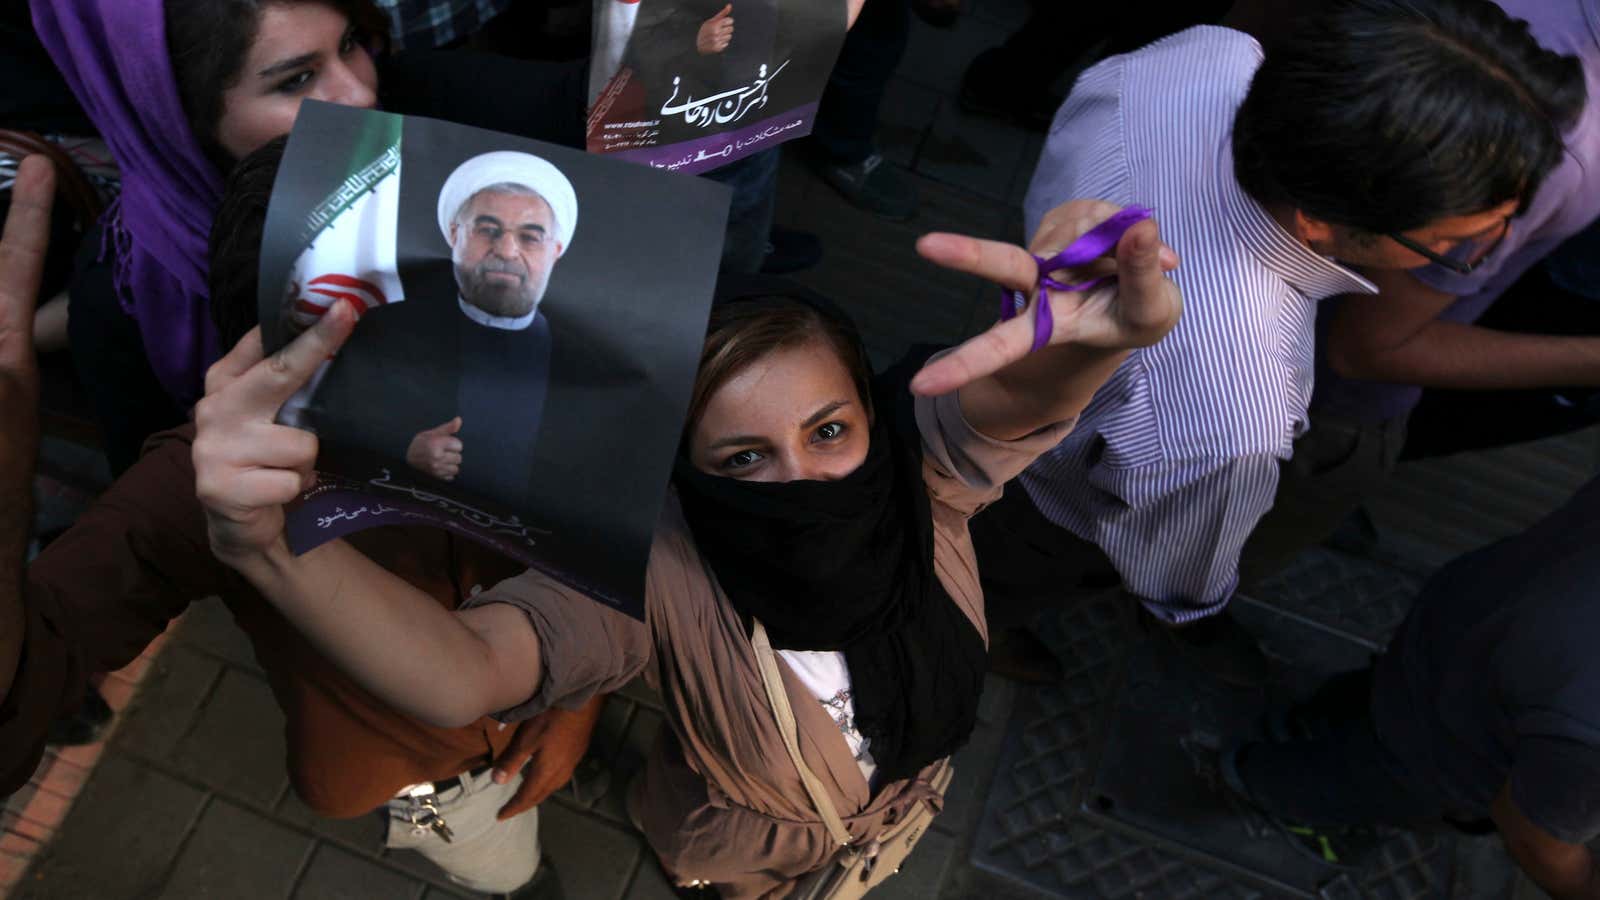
[750,619,855,849]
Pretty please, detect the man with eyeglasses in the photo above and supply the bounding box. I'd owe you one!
[972,0,1587,686]
[1240,0,1600,584]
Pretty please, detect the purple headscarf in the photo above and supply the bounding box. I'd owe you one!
[32,0,225,409]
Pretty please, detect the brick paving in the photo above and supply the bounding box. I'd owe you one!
[7,0,1599,897]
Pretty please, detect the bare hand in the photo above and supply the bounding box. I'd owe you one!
[193,303,357,564]
[697,4,734,54]
[0,156,54,482]
[492,693,606,820]
[910,200,1181,396]
[407,416,463,481]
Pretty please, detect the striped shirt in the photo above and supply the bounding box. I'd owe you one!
[1020,27,1377,622]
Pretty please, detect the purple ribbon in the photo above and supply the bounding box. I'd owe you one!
[1000,205,1155,352]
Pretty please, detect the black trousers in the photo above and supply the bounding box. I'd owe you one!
[811,0,911,164]
[967,481,1119,629]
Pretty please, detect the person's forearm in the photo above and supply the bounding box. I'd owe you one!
[226,539,526,727]
[0,383,36,699]
[1516,845,1599,900]
[1328,318,1600,390]
[960,343,1130,441]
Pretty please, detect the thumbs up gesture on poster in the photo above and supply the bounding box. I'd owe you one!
[407,416,464,482]
[698,4,734,54]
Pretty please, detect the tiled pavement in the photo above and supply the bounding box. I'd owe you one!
[8,0,1600,897]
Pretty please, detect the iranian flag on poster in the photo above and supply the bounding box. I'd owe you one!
[276,111,405,427]
[283,112,406,334]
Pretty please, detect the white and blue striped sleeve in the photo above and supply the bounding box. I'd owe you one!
[1086,453,1281,622]
[1025,55,1135,236]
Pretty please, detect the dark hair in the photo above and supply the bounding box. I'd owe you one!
[208,136,288,347]
[687,297,875,431]
[165,0,391,167]
[1232,0,1587,234]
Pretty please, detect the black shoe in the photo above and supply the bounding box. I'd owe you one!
[912,0,961,28]
[814,152,917,221]
[759,227,822,274]
[1220,743,1383,870]
[958,48,1063,133]
[499,857,563,900]
[47,685,114,746]
[988,626,1064,684]
[1140,607,1272,687]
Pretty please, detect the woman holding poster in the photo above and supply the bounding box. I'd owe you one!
[192,204,1182,897]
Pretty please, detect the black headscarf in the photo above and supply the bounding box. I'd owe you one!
[673,276,987,785]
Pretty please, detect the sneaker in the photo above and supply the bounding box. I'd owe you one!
[912,0,961,28]
[759,226,822,275]
[1219,743,1383,869]
[1139,607,1272,688]
[815,152,917,221]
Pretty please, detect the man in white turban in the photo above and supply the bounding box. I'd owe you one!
[312,151,579,507]
[392,152,578,491]
[435,151,578,331]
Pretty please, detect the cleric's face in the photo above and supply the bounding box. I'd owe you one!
[448,189,564,320]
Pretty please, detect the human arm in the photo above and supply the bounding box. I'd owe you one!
[491,693,606,820]
[1087,453,1281,620]
[913,200,1181,440]
[0,156,52,701]
[1324,267,1600,390]
[1492,780,1600,899]
[192,307,545,728]
[406,416,463,481]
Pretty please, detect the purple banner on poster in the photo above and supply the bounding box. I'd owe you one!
[604,104,816,174]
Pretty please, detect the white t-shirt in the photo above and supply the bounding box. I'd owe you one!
[777,649,877,783]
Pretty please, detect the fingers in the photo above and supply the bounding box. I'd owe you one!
[205,327,267,396]
[233,298,356,413]
[910,313,1037,396]
[0,155,56,369]
[916,233,1040,293]
[1111,219,1183,341]
[496,771,554,820]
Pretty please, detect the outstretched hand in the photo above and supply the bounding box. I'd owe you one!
[193,301,357,565]
[910,200,1181,397]
[697,4,734,54]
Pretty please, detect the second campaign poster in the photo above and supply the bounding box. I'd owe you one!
[258,101,730,618]
[588,0,848,173]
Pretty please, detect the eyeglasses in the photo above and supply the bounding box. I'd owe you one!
[1386,217,1511,275]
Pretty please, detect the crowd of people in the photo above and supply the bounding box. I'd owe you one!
[0,0,1597,898]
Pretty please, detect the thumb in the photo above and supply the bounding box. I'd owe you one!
[715,3,733,17]
[1115,219,1167,299]
[432,416,462,435]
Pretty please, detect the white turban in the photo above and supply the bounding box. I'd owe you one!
[436,151,578,256]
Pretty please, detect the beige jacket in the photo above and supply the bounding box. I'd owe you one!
[477,392,1074,898]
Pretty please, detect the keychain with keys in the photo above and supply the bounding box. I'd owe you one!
[400,783,457,843]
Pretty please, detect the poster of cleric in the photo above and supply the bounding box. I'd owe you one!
[256,102,728,617]
[587,0,848,173]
